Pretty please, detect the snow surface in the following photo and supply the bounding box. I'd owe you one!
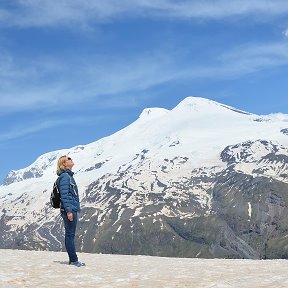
[1,249,288,288]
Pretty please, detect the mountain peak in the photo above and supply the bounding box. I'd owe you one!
[174,96,251,116]
[139,107,169,120]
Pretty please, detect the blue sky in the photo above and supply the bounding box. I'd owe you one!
[0,0,288,183]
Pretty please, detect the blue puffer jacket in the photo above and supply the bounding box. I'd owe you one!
[57,169,80,213]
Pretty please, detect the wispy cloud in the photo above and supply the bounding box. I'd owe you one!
[140,0,288,19]
[217,42,288,74]
[1,0,288,28]
[167,41,288,81]
[0,1,287,115]
[0,50,177,113]
[0,115,105,142]
[1,40,288,114]
[0,119,66,142]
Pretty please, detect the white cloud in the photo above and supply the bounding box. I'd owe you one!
[142,0,288,19]
[0,119,66,142]
[0,50,181,113]
[219,42,288,72]
[1,0,288,28]
[0,115,105,142]
[1,40,288,114]
[284,29,288,38]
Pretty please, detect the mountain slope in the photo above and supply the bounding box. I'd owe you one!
[1,96,288,259]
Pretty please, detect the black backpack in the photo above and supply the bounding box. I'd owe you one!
[50,177,61,208]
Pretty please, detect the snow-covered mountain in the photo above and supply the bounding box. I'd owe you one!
[1,96,288,259]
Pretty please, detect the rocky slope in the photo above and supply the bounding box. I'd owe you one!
[1,97,288,259]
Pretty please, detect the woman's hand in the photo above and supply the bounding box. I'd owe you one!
[67,212,73,221]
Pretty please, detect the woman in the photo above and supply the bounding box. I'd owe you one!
[57,155,85,267]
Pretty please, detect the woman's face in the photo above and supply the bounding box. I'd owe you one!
[64,157,74,169]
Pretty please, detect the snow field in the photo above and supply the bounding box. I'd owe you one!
[1,249,288,288]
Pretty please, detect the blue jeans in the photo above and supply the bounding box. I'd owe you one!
[61,210,78,263]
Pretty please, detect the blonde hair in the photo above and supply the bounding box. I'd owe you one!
[57,155,67,174]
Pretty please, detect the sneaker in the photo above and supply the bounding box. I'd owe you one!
[70,261,86,267]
